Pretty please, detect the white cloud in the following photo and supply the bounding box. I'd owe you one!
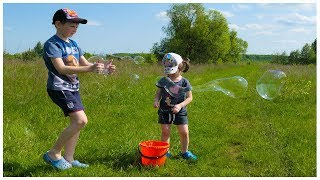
[290,27,310,34]
[245,23,264,30]
[259,3,316,12]
[232,4,251,11]
[86,20,102,26]
[229,24,245,31]
[256,14,265,20]
[219,10,234,18]
[156,11,170,22]
[255,31,274,36]
[272,40,299,45]
[275,13,316,25]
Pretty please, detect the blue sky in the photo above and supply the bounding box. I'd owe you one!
[3,2,317,55]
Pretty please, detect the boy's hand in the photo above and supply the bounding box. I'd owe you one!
[91,62,104,74]
[104,59,116,75]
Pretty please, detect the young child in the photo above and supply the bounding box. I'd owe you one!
[42,8,116,170]
[153,52,197,161]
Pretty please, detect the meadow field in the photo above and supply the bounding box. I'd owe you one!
[3,59,316,177]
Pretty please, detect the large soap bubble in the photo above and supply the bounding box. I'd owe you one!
[256,70,287,100]
[192,76,248,98]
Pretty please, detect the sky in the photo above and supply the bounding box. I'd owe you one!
[2,1,318,55]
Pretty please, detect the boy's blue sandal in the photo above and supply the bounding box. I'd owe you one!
[181,151,197,161]
[43,152,72,170]
[71,160,89,168]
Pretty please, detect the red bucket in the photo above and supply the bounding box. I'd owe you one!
[139,140,170,166]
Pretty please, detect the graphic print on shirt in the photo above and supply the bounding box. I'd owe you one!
[63,54,79,83]
[165,95,174,107]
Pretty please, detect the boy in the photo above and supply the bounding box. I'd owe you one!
[42,8,116,170]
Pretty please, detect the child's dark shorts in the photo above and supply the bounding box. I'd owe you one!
[47,89,84,116]
[158,109,188,125]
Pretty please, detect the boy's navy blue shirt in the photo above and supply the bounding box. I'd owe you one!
[43,35,84,91]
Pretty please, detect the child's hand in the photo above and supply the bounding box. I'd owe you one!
[171,104,182,114]
[104,59,116,75]
[91,62,104,74]
[153,101,160,108]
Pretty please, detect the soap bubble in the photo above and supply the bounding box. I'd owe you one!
[121,56,134,61]
[192,76,248,98]
[131,74,140,81]
[256,70,286,100]
[133,56,145,65]
[87,55,105,64]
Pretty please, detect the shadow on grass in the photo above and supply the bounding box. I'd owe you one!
[85,150,143,171]
[3,161,56,177]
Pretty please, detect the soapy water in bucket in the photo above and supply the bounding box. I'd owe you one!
[192,76,248,98]
[256,70,286,100]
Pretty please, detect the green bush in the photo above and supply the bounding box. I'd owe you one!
[21,49,38,61]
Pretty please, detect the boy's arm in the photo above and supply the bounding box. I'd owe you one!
[51,57,103,75]
[79,55,93,66]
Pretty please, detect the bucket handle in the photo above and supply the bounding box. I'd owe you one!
[138,146,168,160]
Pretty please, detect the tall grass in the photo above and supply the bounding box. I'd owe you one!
[3,59,316,177]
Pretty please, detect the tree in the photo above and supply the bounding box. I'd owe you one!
[288,50,300,64]
[33,41,43,57]
[152,3,247,63]
[300,43,312,64]
[271,51,288,64]
[151,38,169,60]
[311,38,316,54]
[226,30,248,62]
[21,49,38,61]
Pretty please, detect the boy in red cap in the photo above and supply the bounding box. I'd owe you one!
[42,8,116,170]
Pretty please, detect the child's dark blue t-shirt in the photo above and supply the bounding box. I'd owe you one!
[156,77,192,113]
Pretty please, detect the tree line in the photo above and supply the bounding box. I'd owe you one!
[3,3,316,65]
[271,39,316,65]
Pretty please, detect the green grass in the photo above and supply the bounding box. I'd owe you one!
[3,59,316,177]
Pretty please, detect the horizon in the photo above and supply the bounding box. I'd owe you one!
[3,2,317,55]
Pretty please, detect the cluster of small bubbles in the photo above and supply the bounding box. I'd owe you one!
[256,70,286,100]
